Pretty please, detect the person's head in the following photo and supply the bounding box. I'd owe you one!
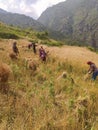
[13,42,17,45]
[87,61,93,65]
[41,46,43,49]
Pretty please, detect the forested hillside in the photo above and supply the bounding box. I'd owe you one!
[38,0,98,48]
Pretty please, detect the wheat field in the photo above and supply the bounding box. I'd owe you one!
[0,39,98,130]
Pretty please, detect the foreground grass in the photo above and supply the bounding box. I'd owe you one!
[0,40,98,130]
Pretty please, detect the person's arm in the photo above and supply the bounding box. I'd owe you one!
[88,66,93,74]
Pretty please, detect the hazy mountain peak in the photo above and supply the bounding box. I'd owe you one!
[0,8,7,13]
[0,8,45,31]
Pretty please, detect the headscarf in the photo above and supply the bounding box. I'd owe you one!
[87,61,93,65]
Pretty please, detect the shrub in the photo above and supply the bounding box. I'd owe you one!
[0,32,19,39]
[87,46,96,52]
[36,31,49,40]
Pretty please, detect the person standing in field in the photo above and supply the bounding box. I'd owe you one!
[28,43,32,49]
[12,42,19,55]
[87,61,98,80]
[32,42,37,54]
[39,46,47,62]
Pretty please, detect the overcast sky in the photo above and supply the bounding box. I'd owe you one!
[0,0,65,19]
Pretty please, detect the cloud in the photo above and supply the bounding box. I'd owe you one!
[0,0,38,19]
[33,0,65,17]
[24,0,39,5]
[0,0,65,19]
[0,0,39,18]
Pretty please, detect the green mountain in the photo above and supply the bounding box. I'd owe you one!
[0,8,45,31]
[38,0,98,48]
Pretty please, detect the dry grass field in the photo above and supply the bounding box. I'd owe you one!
[0,39,98,130]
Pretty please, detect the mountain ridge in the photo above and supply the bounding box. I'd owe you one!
[38,0,98,48]
[0,8,7,13]
[0,8,45,31]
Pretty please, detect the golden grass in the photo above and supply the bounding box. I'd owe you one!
[0,39,98,130]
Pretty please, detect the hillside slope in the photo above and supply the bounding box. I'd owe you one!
[47,45,98,65]
[0,39,98,130]
[38,0,98,47]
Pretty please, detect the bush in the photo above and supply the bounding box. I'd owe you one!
[0,32,19,39]
[36,31,48,40]
[87,46,96,52]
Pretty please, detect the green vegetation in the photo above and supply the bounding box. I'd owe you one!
[38,0,98,48]
[36,31,49,40]
[0,22,28,39]
[0,32,19,39]
[41,39,63,46]
[0,22,63,46]
[64,38,86,47]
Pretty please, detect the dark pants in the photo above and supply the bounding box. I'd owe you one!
[33,48,36,54]
[92,70,98,80]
